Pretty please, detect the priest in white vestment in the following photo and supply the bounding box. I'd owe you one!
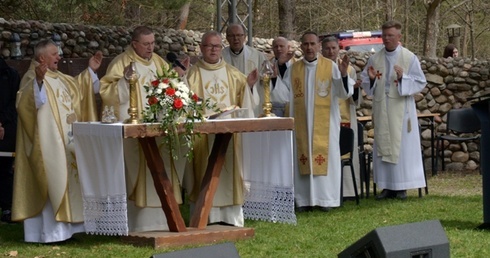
[285,32,354,211]
[100,26,188,232]
[269,36,296,117]
[13,40,101,243]
[361,21,427,200]
[186,31,257,226]
[222,23,266,117]
[322,36,362,198]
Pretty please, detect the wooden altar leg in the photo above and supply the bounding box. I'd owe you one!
[189,133,233,229]
[138,137,187,232]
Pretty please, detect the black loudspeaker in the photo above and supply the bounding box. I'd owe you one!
[338,220,450,258]
[151,242,240,258]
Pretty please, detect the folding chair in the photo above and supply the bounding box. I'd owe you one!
[340,126,360,205]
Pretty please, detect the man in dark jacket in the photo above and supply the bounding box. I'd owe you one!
[0,57,20,223]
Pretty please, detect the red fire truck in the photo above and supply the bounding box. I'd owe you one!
[319,30,384,52]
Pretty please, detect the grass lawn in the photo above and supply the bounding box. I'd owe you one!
[1,171,488,257]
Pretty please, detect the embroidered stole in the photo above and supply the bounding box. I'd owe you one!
[292,57,332,176]
[372,47,413,163]
[339,65,353,123]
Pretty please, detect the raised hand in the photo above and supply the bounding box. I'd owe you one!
[247,68,259,89]
[89,51,103,73]
[367,66,377,80]
[181,55,191,70]
[394,65,403,80]
[35,61,48,86]
[339,54,350,77]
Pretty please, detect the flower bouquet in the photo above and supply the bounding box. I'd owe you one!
[142,66,216,160]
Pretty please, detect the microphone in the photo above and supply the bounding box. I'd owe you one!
[166,52,186,71]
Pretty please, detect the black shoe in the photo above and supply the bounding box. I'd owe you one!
[318,207,332,212]
[395,190,407,200]
[296,206,312,212]
[1,210,12,223]
[376,189,396,200]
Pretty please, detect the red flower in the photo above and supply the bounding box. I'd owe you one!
[166,87,176,96]
[163,78,170,84]
[192,93,199,102]
[151,80,159,87]
[173,98,183,109]
[148,96,158,105]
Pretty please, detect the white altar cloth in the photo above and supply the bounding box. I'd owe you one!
[242,131,297,224]
[73,120,296,235]
[74,122,128,235]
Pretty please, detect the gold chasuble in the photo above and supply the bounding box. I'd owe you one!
[99,48,184,207]
[100,46,169,120]
[13,60,97,222]
[186,59,253,206]
[291,57,333,176]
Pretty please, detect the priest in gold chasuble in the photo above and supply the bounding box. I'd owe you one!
[185,31,257,227]
[285,32,353,211]
[13,40,101,243]
[99,26,187,233]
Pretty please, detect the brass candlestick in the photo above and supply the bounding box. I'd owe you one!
[124,61,140,124]
[260,60,275,118]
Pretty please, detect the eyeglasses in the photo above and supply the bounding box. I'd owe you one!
[134,41,155,47]
[227,34,244,38]
[202,44,223,50]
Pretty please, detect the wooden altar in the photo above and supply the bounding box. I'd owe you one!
[120,117,294,248]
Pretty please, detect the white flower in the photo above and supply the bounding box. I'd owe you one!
[147,88,153,95]
[158,82,165,89]
[155,88,162,94]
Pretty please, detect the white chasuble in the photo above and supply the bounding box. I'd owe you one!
[360,45,427,190]
[39,76,83,222]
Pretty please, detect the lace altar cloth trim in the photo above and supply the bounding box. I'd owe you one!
[83,194,128,236]
[243,182,296,225]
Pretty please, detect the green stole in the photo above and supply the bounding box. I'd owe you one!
[292,57,333,176]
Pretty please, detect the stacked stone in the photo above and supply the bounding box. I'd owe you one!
[1,18,488,171]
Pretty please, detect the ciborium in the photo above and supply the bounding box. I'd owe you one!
[124,61,141,124]
[260,59,275,117]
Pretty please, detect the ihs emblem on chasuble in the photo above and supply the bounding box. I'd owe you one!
[204,75,227,105]
[316,79,329,97]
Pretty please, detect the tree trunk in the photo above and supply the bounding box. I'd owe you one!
[385,0,393,21]
[423,0,444,58]
[176,2,191,30]
[278,0,296,39]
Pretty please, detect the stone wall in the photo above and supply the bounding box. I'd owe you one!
[1,19,487,172]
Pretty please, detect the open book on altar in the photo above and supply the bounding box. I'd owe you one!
[205,105,248,120]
